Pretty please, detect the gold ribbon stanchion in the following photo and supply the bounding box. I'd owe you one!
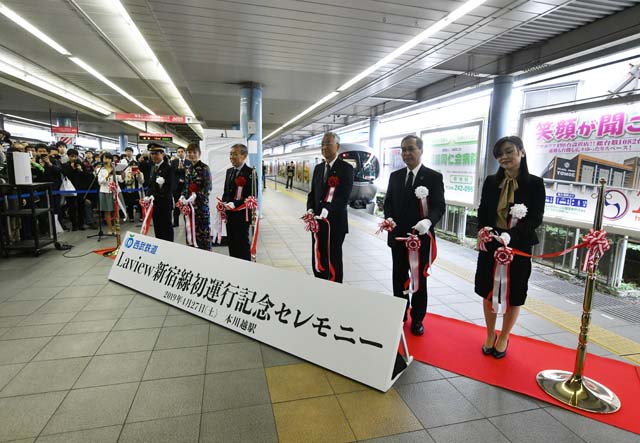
[104,185,122,258]
[250,167,258,262]
[536,178,621,414]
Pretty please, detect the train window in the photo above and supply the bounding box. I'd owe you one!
[341,151,380,182]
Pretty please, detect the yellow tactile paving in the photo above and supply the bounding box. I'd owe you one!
[336,388,422,440]
[324,370,371,394]
[265,363,333,403]
[272,396,356,443]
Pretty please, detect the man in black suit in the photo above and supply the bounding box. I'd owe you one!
[222,143,255,260]
[383,135,445,335]
[148,143,174,242]
[306,132,354,283]
[286,161,295,189]
[171,147,192,227]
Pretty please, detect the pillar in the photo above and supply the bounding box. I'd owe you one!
[118,134,128,154]
[240,83,263,213]
[368,116,380,160]
[612,236,628,287]
[484,75,514,175]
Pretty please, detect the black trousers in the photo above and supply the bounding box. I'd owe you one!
[172,189,183,225]
[311,224,345,283]
[391,239,429,323]
[286,176,293,189]
[65,196,85,229]
[227,218,251,261]
[152,202,174,242]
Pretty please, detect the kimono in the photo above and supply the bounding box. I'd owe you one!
[183,160,213,251]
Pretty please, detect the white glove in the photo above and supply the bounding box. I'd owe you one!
[225,202,235,210]
[155,176,165,187]
[412,219,432,235]
[178,195,187,204]
[386,217,397,228]
[187,193,197,204]
[500,232,511,246]
[319,208,329,219]
[306,208,314,215]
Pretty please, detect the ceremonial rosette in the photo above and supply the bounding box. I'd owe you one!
[176,195,198,247]
[581,229,610,273]
[477,226,493,251]
[325,176,339,203]
[139,196,154,235]
[234,175,246,200]
[376,218,395,235]
[395,234,422,295]
[415,186,429,218]
[214,198,228,243]
[188,183,198,194]
[489,245,514,314]
[508,203,527,228]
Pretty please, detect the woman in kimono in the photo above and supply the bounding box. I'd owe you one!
[182,143,213,251]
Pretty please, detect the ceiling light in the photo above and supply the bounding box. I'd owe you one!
[0,2,71,55]
[70,57,156,115]
[338,0,486,92]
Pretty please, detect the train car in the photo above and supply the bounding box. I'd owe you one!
[264,143,380,208]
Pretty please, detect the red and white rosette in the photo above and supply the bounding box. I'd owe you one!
[234,176,246,201]
[108,181,127,222]
[244,196,258,222]
[214,198,227,244]
[139,196,154,235]
[376,218,395,235]
[302,212,323,274]
[396,233,422,295]
[176,194,198,248]
[581,229,610,273]
[415,186,429,218]
[324,176,339,203]
[489,240,514,314]
[477,227,494,251]
[508,203,528,229]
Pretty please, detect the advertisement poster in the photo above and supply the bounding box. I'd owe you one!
[522,101,640,235]
[421,122,482,206]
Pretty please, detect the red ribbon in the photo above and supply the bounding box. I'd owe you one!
[580,229,610,273]
[176,196,198,248]
[303,212,323,274]
[477,227,493,251]
[214,198,227,243]
[423,231,437,277]
[488,241,513,314]
[396,233,422,294]
[139,197,154,235]
[376,219,395,235]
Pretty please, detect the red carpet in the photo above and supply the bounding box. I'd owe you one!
[93,247,116,260]
[405,313,640,434]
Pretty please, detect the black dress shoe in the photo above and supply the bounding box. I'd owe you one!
[493,340,509,359]
[411,322,424,336]
[482,335,497,355]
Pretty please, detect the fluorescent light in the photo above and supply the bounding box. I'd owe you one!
[337,0,486,91]
[0,3,71,55]
[70,57,156,115]
[264,91,338,140]
[0,60,111,115]
[1,112,58,127]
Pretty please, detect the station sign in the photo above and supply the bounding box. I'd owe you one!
[139,132,173,142]
[112,113,196,124]
[51,126,78,135]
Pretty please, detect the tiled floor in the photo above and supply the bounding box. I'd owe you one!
[0,183,638,442]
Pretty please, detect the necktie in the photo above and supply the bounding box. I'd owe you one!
[404,170,414,196]
[323,163,330,184]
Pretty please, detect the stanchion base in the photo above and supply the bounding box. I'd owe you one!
[537,370,621,414]
[103,248,119,257]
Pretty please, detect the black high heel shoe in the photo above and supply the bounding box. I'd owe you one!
[482,335,497,355]
[493,339,509,359]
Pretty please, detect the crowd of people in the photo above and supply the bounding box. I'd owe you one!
[1,128,545,357]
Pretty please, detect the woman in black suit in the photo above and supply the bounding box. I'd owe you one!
[475,136,545,359]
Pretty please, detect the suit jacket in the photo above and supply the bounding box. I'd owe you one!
[477,173,545,248]
[171,157,192,193]
[222,164,255,224]
[306,158,354,234]
[383,165,446,247]
[149,161,174,207]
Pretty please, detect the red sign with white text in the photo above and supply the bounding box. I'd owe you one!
[113,113,193,124]
[51,126,78,134]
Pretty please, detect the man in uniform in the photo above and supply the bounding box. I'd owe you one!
[171,146,191,227]
[222,143,254,260]
[148,143,174,241]
[306,132,354,283]
[286,161,295,189]
[383,135,445,335]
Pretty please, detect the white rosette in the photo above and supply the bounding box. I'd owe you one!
[509,203,528,228]
[415,186,429,218]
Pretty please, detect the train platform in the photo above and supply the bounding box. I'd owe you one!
[0,181,638,442]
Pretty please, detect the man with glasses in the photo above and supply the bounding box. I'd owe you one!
[383,135,445,336]
[306,132,354,283]
[222,143,254,260]
[148,143,174,241]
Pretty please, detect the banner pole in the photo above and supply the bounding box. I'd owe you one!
[536,178,620,413]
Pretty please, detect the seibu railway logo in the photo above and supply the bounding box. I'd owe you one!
[124,234,158,254]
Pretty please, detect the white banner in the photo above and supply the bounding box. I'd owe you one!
[109,232,410,391]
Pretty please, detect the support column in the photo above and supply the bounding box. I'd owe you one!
[484,75,514,176]
[240,83,263,213]
[612,236,628,287]
[368,116,380,160]
[118,134,128,154]
[0,114,5,131]
[98,138,103,151]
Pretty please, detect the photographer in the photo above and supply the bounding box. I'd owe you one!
[62,149,92,230]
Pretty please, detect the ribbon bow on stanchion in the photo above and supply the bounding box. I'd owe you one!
[395,233,422,295]
[214,198,228,244]
[376,218,396,235]
[139,196,154,235]
[581,229,610,273]
[244,196,258,222]
[176,194,198,248]
[490,239,514,315]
